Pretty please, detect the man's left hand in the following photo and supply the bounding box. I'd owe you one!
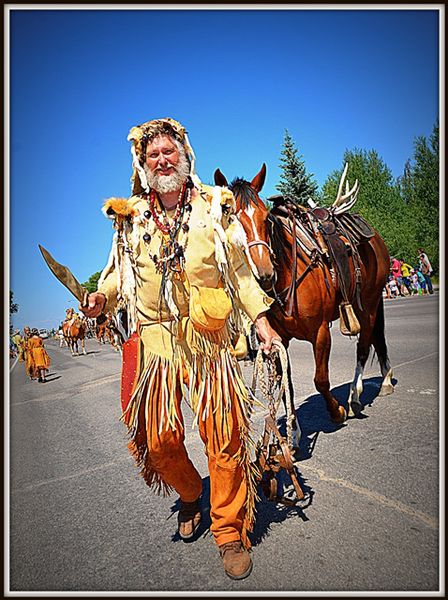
[254,313,282,354]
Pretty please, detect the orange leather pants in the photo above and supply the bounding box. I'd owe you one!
[145,387,249,549]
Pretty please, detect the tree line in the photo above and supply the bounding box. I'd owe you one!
[277,122,439,273]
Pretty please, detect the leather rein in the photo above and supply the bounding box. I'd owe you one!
[247,208,319,317]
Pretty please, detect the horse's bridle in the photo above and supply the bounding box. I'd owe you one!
[247,239,275,256]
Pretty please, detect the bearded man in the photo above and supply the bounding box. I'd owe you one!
[80,118,280,580]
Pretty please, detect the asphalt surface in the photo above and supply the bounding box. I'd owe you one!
[7,293,442,594]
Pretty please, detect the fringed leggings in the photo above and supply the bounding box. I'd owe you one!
[125,322,257,549]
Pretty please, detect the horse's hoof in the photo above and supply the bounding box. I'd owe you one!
[348,402,363,418]
[378,383,394,396]
[331,406,347,424]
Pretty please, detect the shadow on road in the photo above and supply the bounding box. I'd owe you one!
[167,375,398,550]
[292,375,394,461]
[168,472,314,548]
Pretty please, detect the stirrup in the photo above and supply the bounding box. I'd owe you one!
[339,302,360,336]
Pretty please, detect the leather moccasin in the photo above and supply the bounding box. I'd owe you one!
[219,541,253,580]
[178,498,201,540]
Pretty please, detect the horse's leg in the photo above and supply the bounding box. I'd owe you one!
[348,311,377,416]
[349,298,394,415]
[313,323,347,423]
[348,339,369,418]
[82,337,86,355]
[371,298,394,396]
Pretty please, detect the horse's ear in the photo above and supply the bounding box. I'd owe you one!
[251,163,267,193]
[214,168,228,187]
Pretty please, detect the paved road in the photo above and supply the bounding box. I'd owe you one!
[7,294,441,594]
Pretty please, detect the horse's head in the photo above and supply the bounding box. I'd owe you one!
[214,163,275,289]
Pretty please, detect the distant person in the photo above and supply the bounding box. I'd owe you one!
[386,276,398,299]
[416,267,428,294]
[399,259,414,295]
[27,328,51,383]
[58,324,67,347]
[23,326,35,379]
[64,307,79,326]
[11,329,25,362]
[409,269,421,295]
[390,257,404,296]
[418,249,434,295]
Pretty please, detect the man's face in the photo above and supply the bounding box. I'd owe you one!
[144,134,190,194]
[145,135,180,177]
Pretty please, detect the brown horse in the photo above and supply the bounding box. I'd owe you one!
[215,164,394,425]
[62,316,87,356]
[96,312,122,353]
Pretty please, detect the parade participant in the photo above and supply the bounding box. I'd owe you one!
[11,329,25,362]
[23,326,35,379]
[64,307,79,326]
[80,117,280,580]
[27,328,51,383]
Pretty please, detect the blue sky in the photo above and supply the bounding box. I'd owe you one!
[7,7,440,331]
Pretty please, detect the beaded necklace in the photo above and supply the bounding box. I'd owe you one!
[141,182,193,279]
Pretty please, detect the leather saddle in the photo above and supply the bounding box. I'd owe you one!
[268,196,374,330]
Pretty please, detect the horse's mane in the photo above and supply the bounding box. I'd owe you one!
[228,177,286,265]
[267,213,286,264]
[229,177,265,209]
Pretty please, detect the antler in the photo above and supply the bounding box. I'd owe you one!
[331,163,360,214]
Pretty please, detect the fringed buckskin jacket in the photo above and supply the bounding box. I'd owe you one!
[96,183,273,430]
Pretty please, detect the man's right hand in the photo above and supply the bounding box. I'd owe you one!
[79,292,106,318]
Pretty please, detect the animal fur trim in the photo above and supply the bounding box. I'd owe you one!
[102,197,137,219]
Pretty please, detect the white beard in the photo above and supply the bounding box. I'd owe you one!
[144,149,190,194]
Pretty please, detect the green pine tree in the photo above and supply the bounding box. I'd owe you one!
[276,129,318,205]
[82,271,102,293]
[10,290,19,314]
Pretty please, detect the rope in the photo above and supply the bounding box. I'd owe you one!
[252,340,295,448]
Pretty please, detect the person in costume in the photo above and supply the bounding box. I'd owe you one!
[11,330,25,362]
[64,307,79,326]
[80,117,280,580]
[22,326,35,379]
[27,328,51,383]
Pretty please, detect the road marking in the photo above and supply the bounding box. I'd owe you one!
[11,373,121,407]
[10,457,132,494]
[9,356,19,372]
[383,352,439,373]
[299,464,439,530]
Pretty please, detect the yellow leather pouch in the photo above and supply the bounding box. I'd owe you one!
[189,285,233,331]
